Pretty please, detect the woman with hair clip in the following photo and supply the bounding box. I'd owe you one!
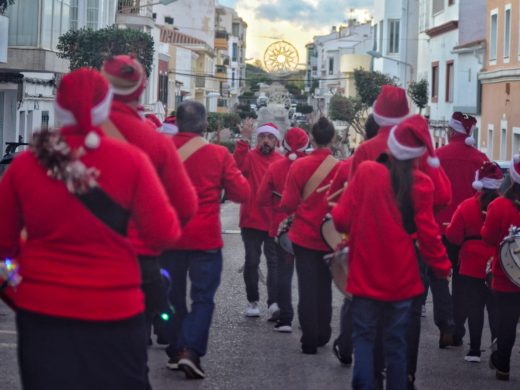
[0,68,181,390]
[445,161,503,363]
[331,115,451,390]
[481,156,520,381]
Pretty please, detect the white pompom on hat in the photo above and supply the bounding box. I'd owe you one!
[472,161,504,191]
[55,68,112,150]
[448,112,477,146]
[387,114,440,167]
[256,122,280,140]
[282,127,309,160]
[372,85,410,127]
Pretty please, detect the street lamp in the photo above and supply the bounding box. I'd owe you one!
[366,50,414,86]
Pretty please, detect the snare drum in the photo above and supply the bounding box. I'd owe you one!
[324,246,349,296]
[499,226,520,288]
[320,214,343,250]
[276,216,294,255]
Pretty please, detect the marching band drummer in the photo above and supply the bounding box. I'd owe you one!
[279,117,339,355]
[481,156,520,382]
[331,115,451,390]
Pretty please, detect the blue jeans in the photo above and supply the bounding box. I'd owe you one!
[160,249,223,358]
[351,297,412,390]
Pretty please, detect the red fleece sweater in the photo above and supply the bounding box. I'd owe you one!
[257,157,294,237]
[234,140,283,231]
[0,130,181,320]
[171,133,250,250]
[481,197,520,293]
[331,161,451,301]
[109,101,197,255]
[435,137,489,229]
[445,195,495,279]
[280,148,339,252]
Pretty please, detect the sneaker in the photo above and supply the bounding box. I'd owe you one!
[464,350,481,363]
[245,302,260,317]
[178,348,205,379]
[420,305,426,318]
[489,351,509,381]
[267,302,280,322]
[166,354,180,371]
[273,322,292,333]
[301,344,317,355]
[332,339,352,366]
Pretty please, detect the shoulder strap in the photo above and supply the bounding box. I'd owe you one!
[302,155,338,200]
[177,136,208,162]
[100,120,128,143]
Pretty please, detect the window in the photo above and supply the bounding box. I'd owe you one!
[158,73,168,104]
[487,126,494,159]
[448,0,455,5]
[41,111,50,129]
[512,128,520,157]
[388,20,400,54]
[504,6,511,60]
[373,23,378,51]
[328,57,334,75]
[86,0,99,30]
[217,98,227,108]
[232,69,235,87]
[232,43,237,62]
[433,0,444,14]
[70,0,79,30]
[379,21,384,53]
[164,16,174,25]
[232,23,239,37]
[500,126,507,160]
[445,61,454,102]
[489,11,498,62]
[431,62,439,102]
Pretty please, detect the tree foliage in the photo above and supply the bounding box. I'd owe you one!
[296,103,313,114]
[246,63,271,92]
[0,0,14,14]
[408,79,429,112]
[57,26,154,76]
[353,68,397,106]
[207,112,241,133]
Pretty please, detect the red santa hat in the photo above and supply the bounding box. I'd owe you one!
[448,112,477,146]
[472,161,504,191]
[101,54,147,102]
[282,127,309,160]
[509,155,520,185]
[256,122,280,140]
[161,115,178,135]
[387,114,440,167]
[55,67,112,149]
[372,85,410,127]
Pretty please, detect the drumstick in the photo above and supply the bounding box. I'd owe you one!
[272,191,282,198]
[316,183,331,193]
[326,188,344,202]
[328,201,338,208]
[442,222,449,227]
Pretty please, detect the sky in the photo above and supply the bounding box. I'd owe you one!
[218,0,373,68]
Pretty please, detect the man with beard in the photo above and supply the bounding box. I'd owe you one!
[234,120,283,319]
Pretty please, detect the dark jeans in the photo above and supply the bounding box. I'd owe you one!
[275,242,294,324]
[335,297,353,358]
[427,266,455,334]
[241,228,278,305]
[161,249,223,358]
[351,297,412,390]
[293,243,332,349]
[461,275,498,351]
[493,292,520,373]
[452,264,467,340]
[16,309,148,390]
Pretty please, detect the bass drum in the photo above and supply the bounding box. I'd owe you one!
[320,214,349,296]
[499,227,520,288]
[320,215,343,251]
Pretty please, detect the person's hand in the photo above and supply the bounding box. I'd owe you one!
[238,117,255,141]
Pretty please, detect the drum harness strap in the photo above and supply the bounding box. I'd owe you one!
[177,136,208,162]
[302,154,338,200]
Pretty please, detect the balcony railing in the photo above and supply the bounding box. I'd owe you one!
[195,76,205,88]
[215,65,227,74]
[117,0,152,17]
[215,30,229,39]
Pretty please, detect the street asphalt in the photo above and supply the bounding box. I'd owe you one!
[1,202,519,389]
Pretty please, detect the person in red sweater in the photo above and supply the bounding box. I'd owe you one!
[0,68,181,390]
[159,100,250,379]
[481,156,520,381]
[280,117,339,354]
[101,55,198,344]
[234,120,283,318]
[257,127,310,333]
[331,114,451,390]
[445,161,503,363]
[435,112,489,347]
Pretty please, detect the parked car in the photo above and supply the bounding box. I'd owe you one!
[0,142,28,176]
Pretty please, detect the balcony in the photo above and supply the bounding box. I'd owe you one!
[116,0,155,29]
[215,65,227,79]
[214,30,229,51]
[195,76,206,89]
